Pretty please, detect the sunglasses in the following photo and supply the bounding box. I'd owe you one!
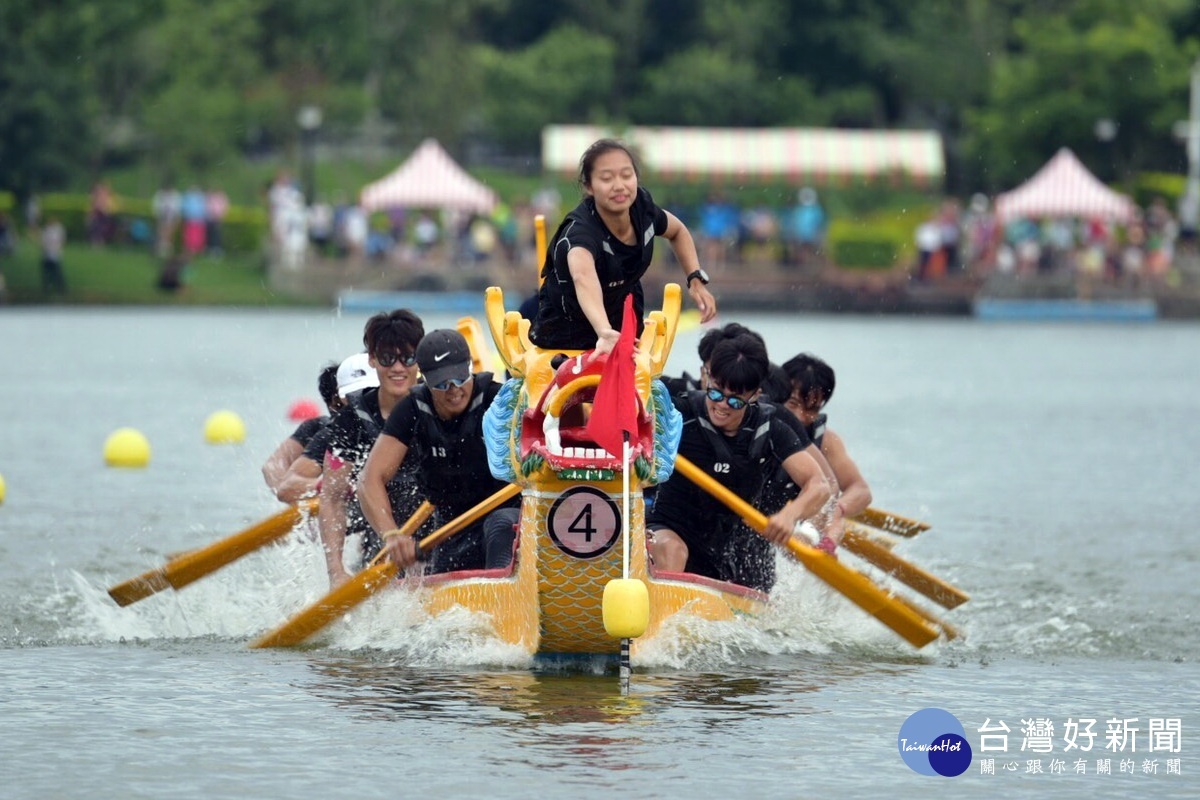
[431,376,469,392]
[375,350,417,368]
[706,386,751,410]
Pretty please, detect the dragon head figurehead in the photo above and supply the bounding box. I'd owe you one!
[481,286,684,491]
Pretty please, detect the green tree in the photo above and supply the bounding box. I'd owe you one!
[475,26,617,150]
[850,0,1009,190]
[0,1,110,199]
[137,0,268,177]
[629,47,823,127]
[966,0,1194,189]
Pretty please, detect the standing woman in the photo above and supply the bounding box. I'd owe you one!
[530,138,718,354]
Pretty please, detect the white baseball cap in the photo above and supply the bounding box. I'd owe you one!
[336,353,379,398]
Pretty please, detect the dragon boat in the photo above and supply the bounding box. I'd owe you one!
[407,283,766,657]
[111,270,958,653]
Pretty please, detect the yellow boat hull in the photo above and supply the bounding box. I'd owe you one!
[412,283,764,657]
[414,488,766,657]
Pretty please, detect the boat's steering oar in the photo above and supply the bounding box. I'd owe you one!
[252,485,521,649]
[672,456,941,649]
[107,498,319,607]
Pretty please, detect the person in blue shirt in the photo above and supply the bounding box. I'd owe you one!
[784,187,827,268]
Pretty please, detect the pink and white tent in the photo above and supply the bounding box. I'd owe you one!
[359,138,498,213]
[994,148,1136,224]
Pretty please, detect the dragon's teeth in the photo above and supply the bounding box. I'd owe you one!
[542,409,561,454]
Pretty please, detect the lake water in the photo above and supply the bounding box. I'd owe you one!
[2,305,1199,799]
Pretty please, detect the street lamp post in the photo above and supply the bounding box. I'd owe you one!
[296,105,323,207]
[1184,60,1200,238]
[1171,60,1200,243]
[1094,117,1118,182]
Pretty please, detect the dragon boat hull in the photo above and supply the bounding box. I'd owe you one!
[398,283,765,657]
[411,488,766,656]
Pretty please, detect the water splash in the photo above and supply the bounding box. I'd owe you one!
[53,528,1183,667]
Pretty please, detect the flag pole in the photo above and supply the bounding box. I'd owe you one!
[619,431,632,692]
[596,296,650,693]
[622,432,631,581]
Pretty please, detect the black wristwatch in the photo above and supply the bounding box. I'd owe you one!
[686,268,710,287]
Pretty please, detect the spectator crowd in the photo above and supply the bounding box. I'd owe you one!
[914,193,1196,289]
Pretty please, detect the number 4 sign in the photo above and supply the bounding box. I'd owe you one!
[546,486,622,559]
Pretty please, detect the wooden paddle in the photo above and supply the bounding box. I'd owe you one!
[672,456,939,649]
[457,315,493,375]
[535,214,547,285]
[852,507,929,538]
[889,591,962,641]
[107,498,319,607]
[840,523,970,609]
[252,485,520,649]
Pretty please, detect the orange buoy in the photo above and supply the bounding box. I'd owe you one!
[287,399,321,421]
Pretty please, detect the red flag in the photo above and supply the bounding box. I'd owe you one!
[587,295,639,459]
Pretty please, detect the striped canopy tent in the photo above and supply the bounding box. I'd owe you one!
[542,125,944,185]
[360,138,498,213]
[994,148,1136,224]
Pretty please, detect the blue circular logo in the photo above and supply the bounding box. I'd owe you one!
[898,708,973,777]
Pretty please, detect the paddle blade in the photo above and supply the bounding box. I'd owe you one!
[889,592,963,642]
[106,500,316,607]
[107,568,172,607]
[165,500,314,591]
[251,561,399,649]
[842,527,970,609]
[457,316,492,375]
[852,507,930,538]
[781,539,939,648]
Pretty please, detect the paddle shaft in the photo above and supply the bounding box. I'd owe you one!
[252,485,520,649]
[535,214,547,286]
[107,499,318,607]
[672,456,939,648]
[841,526,969,609]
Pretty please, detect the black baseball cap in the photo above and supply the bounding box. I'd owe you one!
[416,329,471,388]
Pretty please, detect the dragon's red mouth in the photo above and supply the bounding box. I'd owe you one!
[518,354,653,476]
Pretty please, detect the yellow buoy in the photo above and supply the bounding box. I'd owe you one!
[0,472,7,504]
[602,578,650,639]
[104,428,152,468]
[204,410,246,444]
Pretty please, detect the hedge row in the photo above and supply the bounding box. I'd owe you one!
[3,192,268,254]
[826,212,927,269]
[5,189,939,270]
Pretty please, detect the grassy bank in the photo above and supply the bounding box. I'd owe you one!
[0,239,315,306]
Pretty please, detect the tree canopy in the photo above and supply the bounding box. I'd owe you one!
[1,0,1197,200]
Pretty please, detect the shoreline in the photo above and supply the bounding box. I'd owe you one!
[273,247,1200,319]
